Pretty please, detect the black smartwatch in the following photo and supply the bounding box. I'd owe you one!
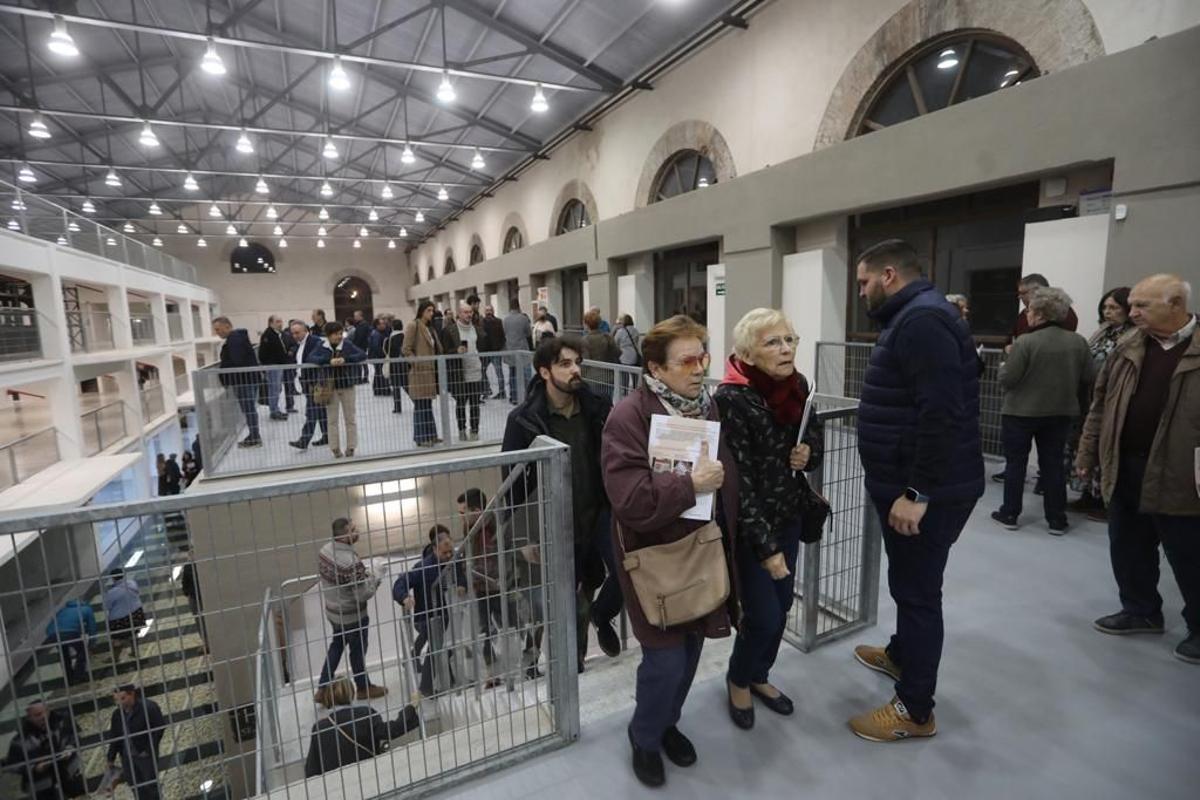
[904,487,930,504]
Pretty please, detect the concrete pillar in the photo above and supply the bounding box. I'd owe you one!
[115,362,145,439]
[106,287,134,350]
[723,228,791,355]
[540,271,563,320]
[585,259,615,322]
[150,293,169,345]
[31,376,85,460]
[27,273,68,361]
[617,254,654,331]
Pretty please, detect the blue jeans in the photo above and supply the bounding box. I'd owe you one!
[483,356,506,395]
[630,633,704,752]
[507,362,532,403]
[1000,414,1070,523]
[728,520,800,687]
[412,398,437,444]
[319,617,370,690]
[234,383,260,439]
[873,495,975,722]
[266,369,283,414]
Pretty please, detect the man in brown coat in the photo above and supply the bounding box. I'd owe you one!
[1076,274,1199,664]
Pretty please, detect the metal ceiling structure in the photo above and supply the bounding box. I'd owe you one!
[0,0,767,249]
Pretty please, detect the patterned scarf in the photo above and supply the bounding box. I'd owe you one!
[644,373,711,418]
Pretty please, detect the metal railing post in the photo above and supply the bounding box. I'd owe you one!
[8,446,18,486]
[543,438,580,742]
[436,357,452,442]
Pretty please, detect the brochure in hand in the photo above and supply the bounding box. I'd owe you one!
[648,414,721,521]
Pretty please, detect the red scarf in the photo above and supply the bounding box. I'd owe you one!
[721,355,807,427]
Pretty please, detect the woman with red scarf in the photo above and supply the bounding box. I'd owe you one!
[715,308,824,731]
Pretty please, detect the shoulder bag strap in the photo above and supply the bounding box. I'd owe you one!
[333,716,378,759]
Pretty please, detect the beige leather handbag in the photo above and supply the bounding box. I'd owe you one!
[617,519,730,631]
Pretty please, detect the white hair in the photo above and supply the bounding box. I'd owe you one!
[732,308,793,360]
[1029,287,1073,323]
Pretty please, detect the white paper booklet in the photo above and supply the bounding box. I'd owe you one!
[648,414,721,521]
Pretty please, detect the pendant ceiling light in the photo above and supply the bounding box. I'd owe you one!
[138,122,160,148]
[176,223,189,234]
[255,176,269,195]
[148,202,163,216]
[265,205,278,220]
[318,207,330,220]
[387,239,396,249]
[697,177,710,188]
[122,222,135,233]
[47,16,79,57]
[225,223,237,235]
[238,237,249,248]
[183,173,200,191]
[6,220,20,231]
[11,199,26,211]
[317,225,328,237]
[401,144,416,165]
[437,71,456,104]
[68,221,81,232]
[414,210,425,223]
[27,113,51,139]
[368,208,379,222]
[358,226,369,237]
[352,239,362,249]
[152,237,163,247]
[208,203,222,218]
[531,83,549,113]
[399,226,408,238]
[279,237,288,248]
[328,56,351,91]
[471,149,485,170]
[235,130,254,154]
[381,184,394,200]
[105,236,117,245]
[320,181,334,197]
[56,235,68,245]
[81,199,96,214]
[437,185,449,201]
[272,225,283,236]
[105,169,122,187]
[201,37,227,75]
[17,165,37,183]
[197,237,207,248]
[322,138,339,159]
[317,238,326,248]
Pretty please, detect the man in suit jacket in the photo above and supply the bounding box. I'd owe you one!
[289,320,329,450]
[105,685,165,800]
[213,316,262,448]
[259,315,293,421]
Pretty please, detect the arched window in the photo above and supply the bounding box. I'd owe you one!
[230,242,275,274]
[854,32,1037,137]
[651,149,717,203]
[444,255,456,275]
[503,226,524,253]
[333,276,373,325]
[469,244,485,265]
[556,199,590,235]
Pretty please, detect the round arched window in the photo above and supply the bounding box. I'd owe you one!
[230,242,275,274]
[651,150,717,203]
[556,199,590,235]
[854,32,1037,137]
[444,255,456,275]
[503,226,524,253]
[469,244,485,265]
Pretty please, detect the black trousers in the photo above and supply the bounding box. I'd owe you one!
[630,633,703,752]
[55,632,89,685]
[1108,455,1200,632]
[873,495,976,722]
[298,391,327,443]
[452,381,483,433]
[1000,414,1070,523]
[728,520,800,688]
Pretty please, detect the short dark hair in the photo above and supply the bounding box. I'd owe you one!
[620,314,634,327]
[331,517,352,537]
[1098,286,1131,324]
[416,300,435,319]
[508,297,521,311]
[456,488,487,511]
[427,523,450,543]
[211,315,232,327]
[324,321,344,336]
[466,294,480,305]
[313,308,326,319]
[534,334,583,374]
[856,239,922,278]
[110,568,125,580]
[1020,273,1050,288]
[115,683,138,695]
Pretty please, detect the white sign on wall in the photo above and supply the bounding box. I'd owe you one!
[705,263,726,377]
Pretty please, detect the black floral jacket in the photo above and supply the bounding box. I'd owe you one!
[714,378,824,561]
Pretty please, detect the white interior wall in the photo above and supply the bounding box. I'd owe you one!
[1020,215,1112,340]
[1086,0,1200,53]
[783,249,850,387]
[706,264,727,376]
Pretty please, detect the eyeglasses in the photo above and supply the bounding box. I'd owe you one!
[668,352,711,370]
[761,335,799,350]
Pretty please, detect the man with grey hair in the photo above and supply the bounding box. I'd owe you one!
[441,300,487,441]
[993,287,1092,534]
[1077,273,1199,664]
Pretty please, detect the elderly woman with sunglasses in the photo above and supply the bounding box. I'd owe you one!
[601,315,740,789]
[715,308,824,730]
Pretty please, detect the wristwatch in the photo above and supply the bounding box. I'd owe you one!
[904,487,930,504]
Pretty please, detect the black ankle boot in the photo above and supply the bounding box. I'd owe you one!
[628,727,665,787]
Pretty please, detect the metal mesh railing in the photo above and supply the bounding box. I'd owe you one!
[68,310,116,354]
[80,400,128,456]
[130,315,157,346]
[0,440,576,800]
[0,307,43,362]
[194,351,535,478]
[141,384,166,423]
[0,427,60,492]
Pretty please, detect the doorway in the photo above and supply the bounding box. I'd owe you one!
[334,277,374,326]
[654,243,720,325]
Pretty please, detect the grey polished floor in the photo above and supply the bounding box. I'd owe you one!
[451,482,1199,800]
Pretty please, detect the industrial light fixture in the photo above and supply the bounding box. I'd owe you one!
[225,223,237,235]
[17,165,37,183]
[414,210,425,223]
[183,173,200,191]
[399,226,408,237]
[437,185,449,201]
[358,226,369,237]
[318,206,329,220]
[197,237,207,248]
[317,238,325,249]
[471,149,485,170]
[937,48,959,69]
[152,237,163,247]
[368,208,379,221]
[697,177,710,188]
[6,219,20,231]
[401,143,416,164]
[322,138,339,159]
[320,181,334,197]
[328,56,351,91]
[531,83,549,113]
[208,203,222,218]
[56,235,68,245]
[148,202,162,216]
[27,113,51,139]
[235,130,254,154]
[387,239,396,249]
[278,237,288,248]
[353,239,361,249]
[437,71,456,103]
[176,223,189,233]
[47,16,79,57]
[266,205,278,220]
[105,235,117,245]
[105,169,122,187]
[68,221,81,232]
[123,221,135,233]
[255,176,269,194]
[238,237,249,248]
[11,199,26,211]
[81,199,96,214]
[381,183,394,200]
[272,225,283,236]
[138,122,160,147]
[317,225,327,236]
[201,37,227,75]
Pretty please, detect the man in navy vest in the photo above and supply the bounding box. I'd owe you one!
[848,239,984,742]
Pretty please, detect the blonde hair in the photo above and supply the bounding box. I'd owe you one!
[732,308,792,361]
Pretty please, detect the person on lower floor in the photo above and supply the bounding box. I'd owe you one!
[315,518,387,707]
[602,315,739,788]
[441,301,487,442]
[103,569,145,664]
[851,239,984,742]
[993,287,1092,535]
[715,308,825,731]
[105,685,164,800]
[45,598,96,686]
[1076,273,1200,664]
[289,321,329,451]
[308,322,366,458]
[179,546,208,652]
[393,528,465,697]
[502,335,622,671]
[213,316,263,448]
[403,301,443,447]
[4,701,84,800]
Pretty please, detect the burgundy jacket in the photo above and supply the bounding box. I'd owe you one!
[601,385,740,649]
